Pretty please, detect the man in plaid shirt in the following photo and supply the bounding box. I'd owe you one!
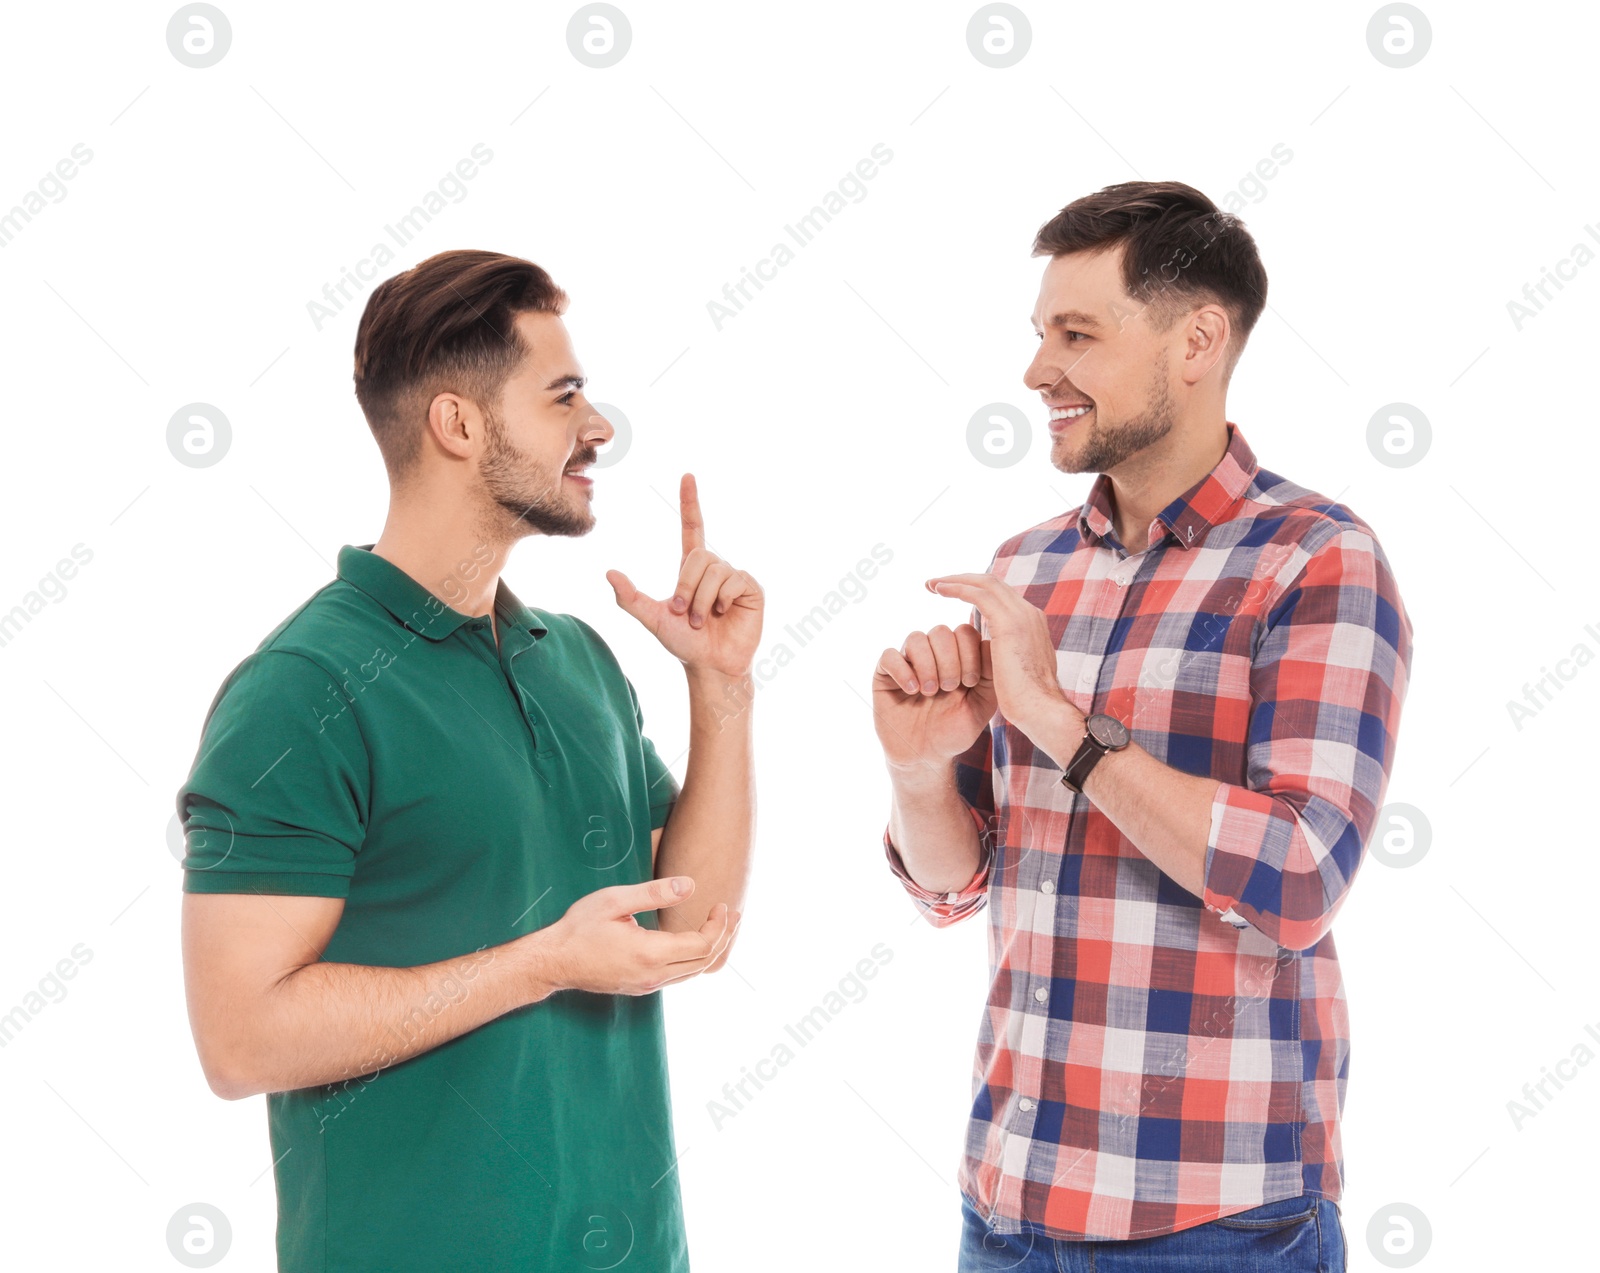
[873,181,1411,1270]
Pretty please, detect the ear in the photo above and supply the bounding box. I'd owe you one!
[1181,304,1231,386]
[427,391,477,459]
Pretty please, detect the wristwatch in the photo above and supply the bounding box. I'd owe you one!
[1059,713,1130,794]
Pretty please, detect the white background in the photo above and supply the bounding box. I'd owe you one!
[1,0,1594,1268]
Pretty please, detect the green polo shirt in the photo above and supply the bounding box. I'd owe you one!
[175,543,688,1272]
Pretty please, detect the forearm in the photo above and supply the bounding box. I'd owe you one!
[1081,742,1217,898]
[886,758,985,894]
[1029,703,1216,899]
[213,934,555,1099]
[654,666,755,931]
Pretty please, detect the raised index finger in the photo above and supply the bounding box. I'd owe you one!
[680,472,706,559]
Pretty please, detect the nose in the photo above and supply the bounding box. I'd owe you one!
[581,402,615,447]
[1024,344,1057,394]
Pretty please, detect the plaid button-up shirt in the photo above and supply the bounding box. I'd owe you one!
[885,423,1412,1241]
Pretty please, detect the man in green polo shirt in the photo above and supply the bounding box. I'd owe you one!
[175,249,759,1272]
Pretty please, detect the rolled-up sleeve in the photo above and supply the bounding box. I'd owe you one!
[1202,524,1412,951]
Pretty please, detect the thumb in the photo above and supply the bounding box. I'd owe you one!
[979,637,995,684]
[606,569,659,624]
[602,875,694,917]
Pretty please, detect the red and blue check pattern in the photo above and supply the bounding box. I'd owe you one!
[884,423,1412,1241]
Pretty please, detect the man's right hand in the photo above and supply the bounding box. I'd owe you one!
[872,623,998,772]
[537,877,739,997]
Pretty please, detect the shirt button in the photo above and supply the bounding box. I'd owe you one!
[1040,880,1054,894]
[1033,986,1049,1003]
[1018,1097,1035,1112]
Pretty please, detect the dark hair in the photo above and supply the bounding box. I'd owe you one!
[1030,181,1267,372]
[352,249,569,479]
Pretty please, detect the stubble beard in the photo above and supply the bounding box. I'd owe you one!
[479,407,595,539]
[1053,352,1176,475]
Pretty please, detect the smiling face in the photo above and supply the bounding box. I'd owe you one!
[476,310,613,538]
[1024,247,1185,476]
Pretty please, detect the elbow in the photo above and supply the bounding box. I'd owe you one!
[207,1073,257,1102]
[1288,881,1352,951]
[1210,800,1355,952]
[1262,911,1334,953]
[917,894,988,929]
[201,1057,258,1101]
[1236,872,1346,953]
[193,1032,266,1101]
[1275,825,1360,951]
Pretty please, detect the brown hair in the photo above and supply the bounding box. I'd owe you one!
[352,249,569,480]
[1031,181,1267,374]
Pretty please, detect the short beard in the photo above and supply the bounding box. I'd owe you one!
[1054,351,1175,474]
[479,406,594,538]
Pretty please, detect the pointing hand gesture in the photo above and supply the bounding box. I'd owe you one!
[923,572,1079,745]
[606,474,763,678]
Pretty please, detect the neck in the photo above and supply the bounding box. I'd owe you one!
[1108,413,1230,552]
[370,482,517,619]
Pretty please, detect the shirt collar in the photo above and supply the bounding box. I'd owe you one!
[337,544,549,641]
[1075,422,1258,552]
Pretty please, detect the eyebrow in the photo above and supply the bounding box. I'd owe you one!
[545,374,586,392]
[1033,309,1105,332]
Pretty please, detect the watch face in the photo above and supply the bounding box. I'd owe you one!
[1087,713,1129,748]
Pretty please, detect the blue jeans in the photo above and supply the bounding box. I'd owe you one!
[957,1191,1346,1271]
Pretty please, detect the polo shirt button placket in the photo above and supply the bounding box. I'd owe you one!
[521,696,556,761]
[507,633,555,762]
[532,717,556,760]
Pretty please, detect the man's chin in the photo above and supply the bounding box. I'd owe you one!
[1050,434,1096,475]
[494,499,595,539]
[534,513,595,539]
[560,494,597,536]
